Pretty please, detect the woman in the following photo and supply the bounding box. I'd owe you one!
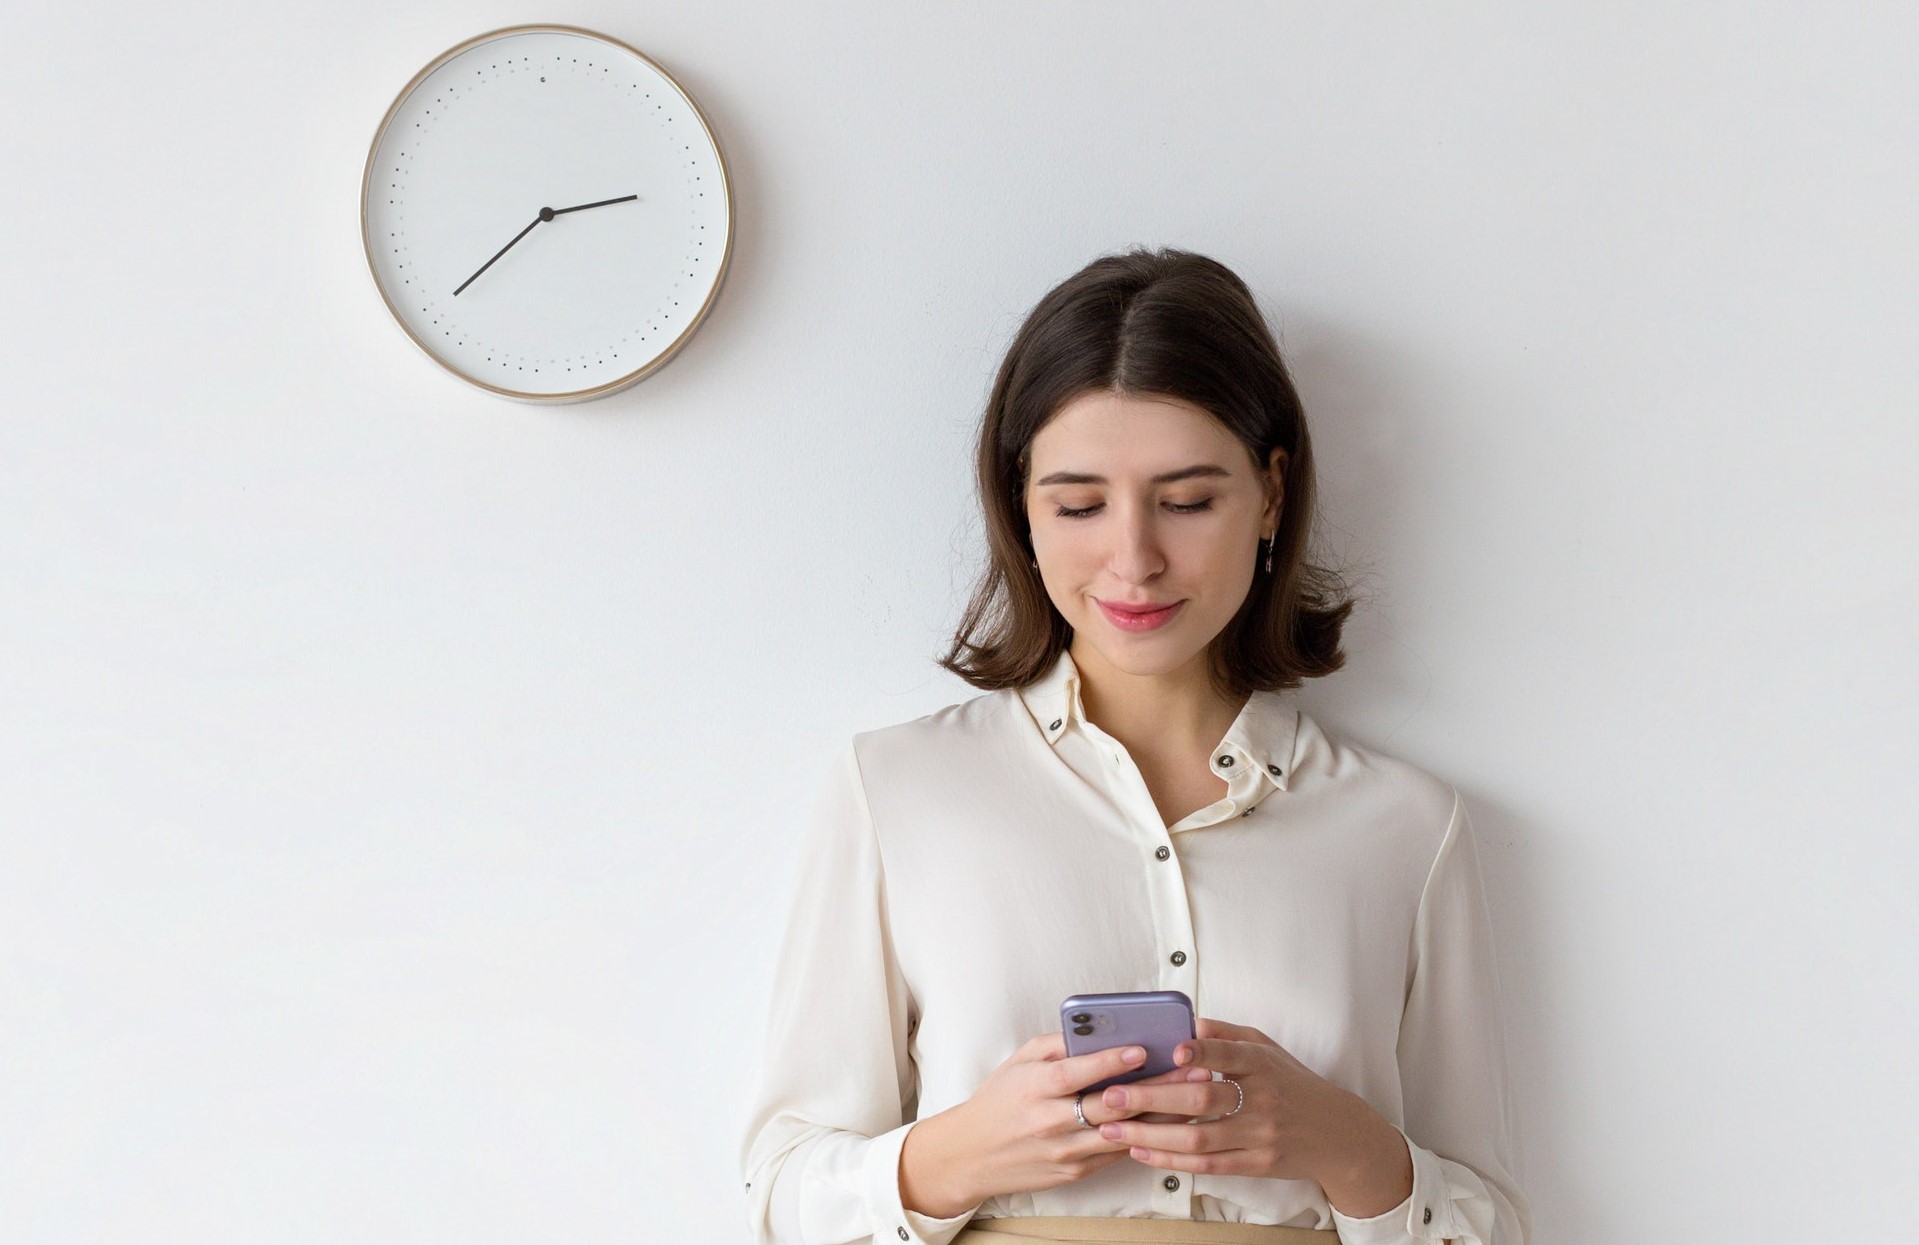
[739,248,1532,1245]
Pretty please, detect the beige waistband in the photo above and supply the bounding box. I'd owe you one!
[952,1216,1336,1244]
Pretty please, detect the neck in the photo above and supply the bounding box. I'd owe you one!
[1069,639,1248,763]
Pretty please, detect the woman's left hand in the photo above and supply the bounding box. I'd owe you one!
[1093,1016,1392,1187]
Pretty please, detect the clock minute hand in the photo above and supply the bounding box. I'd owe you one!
[452,196,639,296]
[453,211,546,297]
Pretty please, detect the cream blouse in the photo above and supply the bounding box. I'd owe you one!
[739,648,1532,1244]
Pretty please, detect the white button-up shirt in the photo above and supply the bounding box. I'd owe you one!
[740,648,1532,1244]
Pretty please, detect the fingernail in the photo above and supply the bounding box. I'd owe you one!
[1124,1046,1145,1062]
[1099,1123,1121,1139]
[1104,1088,1125,1108]
[1175,1046,1191,1065]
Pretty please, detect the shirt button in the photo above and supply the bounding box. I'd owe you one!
[1423,1209,1432,1224]
[1155,846,1170,860]
[1049,719,1062,730]
[1163,1175,1181,1191]
[898,1228,910,1240]
[1216,754,1234,768]
[1267,763,1283,777]
[1170,950,1187,966]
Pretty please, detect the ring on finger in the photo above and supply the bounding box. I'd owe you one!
[1072,1090,1096,1129]
[1219,1075,1244,1118]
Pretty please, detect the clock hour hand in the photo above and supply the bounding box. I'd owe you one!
[551,193,638,215]
[452,195,639,296]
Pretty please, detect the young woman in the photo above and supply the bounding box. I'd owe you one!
[739,248,1531,1245]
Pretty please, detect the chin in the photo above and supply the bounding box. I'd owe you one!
[1076,630,1209,678]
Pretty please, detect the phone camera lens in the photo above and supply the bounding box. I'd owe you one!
[1070,1012,1091,1024]
[1073,1024,1094,1036]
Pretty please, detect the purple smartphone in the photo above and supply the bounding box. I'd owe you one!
[1060,990,1196,1092]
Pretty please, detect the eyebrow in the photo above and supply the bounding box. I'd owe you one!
[1032,464,1234,487]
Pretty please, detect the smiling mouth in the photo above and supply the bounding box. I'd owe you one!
[1096,599,1184,630]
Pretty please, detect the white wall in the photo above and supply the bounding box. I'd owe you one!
[3,3,1914,1241]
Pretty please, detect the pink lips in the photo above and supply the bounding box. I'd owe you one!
[1096,599,1184,632]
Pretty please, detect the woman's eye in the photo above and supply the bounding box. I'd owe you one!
[1053,499,1214,519]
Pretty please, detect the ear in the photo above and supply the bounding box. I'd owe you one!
[1264,447,1289,524]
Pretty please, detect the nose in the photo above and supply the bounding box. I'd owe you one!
[1106,505,1167,585]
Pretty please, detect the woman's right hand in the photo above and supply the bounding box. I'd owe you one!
[898,1031,1214,1218]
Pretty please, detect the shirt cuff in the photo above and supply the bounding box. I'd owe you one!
[1328,1125,1463,1244]
[859,1118,983,1245]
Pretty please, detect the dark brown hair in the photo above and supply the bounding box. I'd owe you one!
[936,246,1357,700]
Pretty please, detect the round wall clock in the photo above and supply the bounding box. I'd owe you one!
[360,25,733,403]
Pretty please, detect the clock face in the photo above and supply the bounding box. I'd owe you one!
[361,26,731,402]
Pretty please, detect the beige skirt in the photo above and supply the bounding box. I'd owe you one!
[952,1216,1336,1244]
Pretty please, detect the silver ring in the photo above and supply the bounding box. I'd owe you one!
[1220,1076,1244,1117]
[1073,1090,1095,1129]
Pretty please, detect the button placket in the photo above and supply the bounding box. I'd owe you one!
[1085,724,1203,1018]
[1081,732,1206,1219]
[1153,1163,1193,1214]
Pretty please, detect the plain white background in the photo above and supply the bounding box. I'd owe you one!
[3,3,1914,1241]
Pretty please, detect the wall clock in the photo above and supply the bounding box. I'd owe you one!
[360,25,733,403]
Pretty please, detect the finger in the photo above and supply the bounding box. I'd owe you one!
[1013,1031,1066,1063]
[1074,1068,1212,1128]
[1097,1112,1212,1151]
[1098,1077,1236,1119]
[1058,1130,1136,1165]
[1044,1043,1150,1096]
[1117,1067,1215,1104]
[1174,1037,1264,1076]
[1120,1140,1260,1176]
[1193,1017,1274,1046]
[1061,1088,1140,1136]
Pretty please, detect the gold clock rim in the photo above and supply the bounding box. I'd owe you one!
[359,23,735,405]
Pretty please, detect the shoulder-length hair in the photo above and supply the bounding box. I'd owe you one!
[936,246,1357,700]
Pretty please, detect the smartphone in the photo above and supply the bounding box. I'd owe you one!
[1060,989,1196,1092]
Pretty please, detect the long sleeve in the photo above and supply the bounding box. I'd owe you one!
[738,742,983,1245]
[1331,789,1535,1245]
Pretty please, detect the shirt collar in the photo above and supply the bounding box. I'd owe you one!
[1018,647,1087,743]
[1017,648,1296,792]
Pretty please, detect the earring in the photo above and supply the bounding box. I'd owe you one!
[1263,533,1276,575]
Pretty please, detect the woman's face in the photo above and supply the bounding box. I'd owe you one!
[1023,388,1286,680]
